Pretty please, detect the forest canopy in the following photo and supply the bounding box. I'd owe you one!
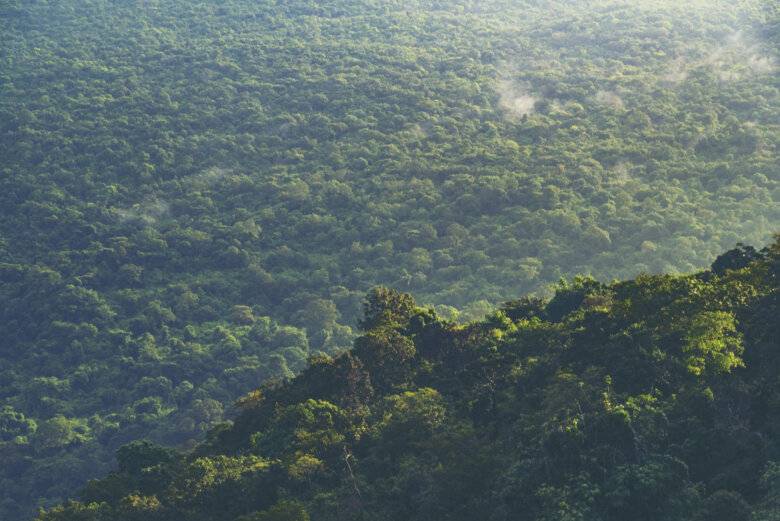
[0,0,778,519]
[35,238,780,521]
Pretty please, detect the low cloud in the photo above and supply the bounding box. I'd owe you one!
[496,79,539,120]
[185,166,233,187]
[114,198,170,225]
[593,90,624,110]
[664,30,776,85]
[662,57,690,84]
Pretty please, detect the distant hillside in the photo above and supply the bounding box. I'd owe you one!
[1,1,778,519]
[37,238,779,521]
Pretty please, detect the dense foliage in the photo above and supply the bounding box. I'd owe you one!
[37,239,780,521]
[1,0,778,518]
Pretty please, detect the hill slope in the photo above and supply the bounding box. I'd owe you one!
[39,239,780,521]
[1,0,778,518]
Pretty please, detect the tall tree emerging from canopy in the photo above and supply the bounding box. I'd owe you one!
[358,287,418,332]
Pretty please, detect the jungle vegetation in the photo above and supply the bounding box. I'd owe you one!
[37,238,780,521]
[0,0,778,518]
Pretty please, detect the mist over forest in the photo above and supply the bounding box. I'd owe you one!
[0,1,778,520]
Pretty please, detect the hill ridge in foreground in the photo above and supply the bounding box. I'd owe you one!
[39,239,780,521]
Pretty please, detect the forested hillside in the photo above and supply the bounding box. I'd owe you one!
[1,0,778,519]
[38,239,780,521]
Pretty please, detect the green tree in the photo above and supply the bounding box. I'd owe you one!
[239,500,309,521]
[358,287,417,331]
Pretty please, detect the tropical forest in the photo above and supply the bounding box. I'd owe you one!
[0,0,777,520]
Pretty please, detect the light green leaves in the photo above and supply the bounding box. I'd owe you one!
[683,311,744,375]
